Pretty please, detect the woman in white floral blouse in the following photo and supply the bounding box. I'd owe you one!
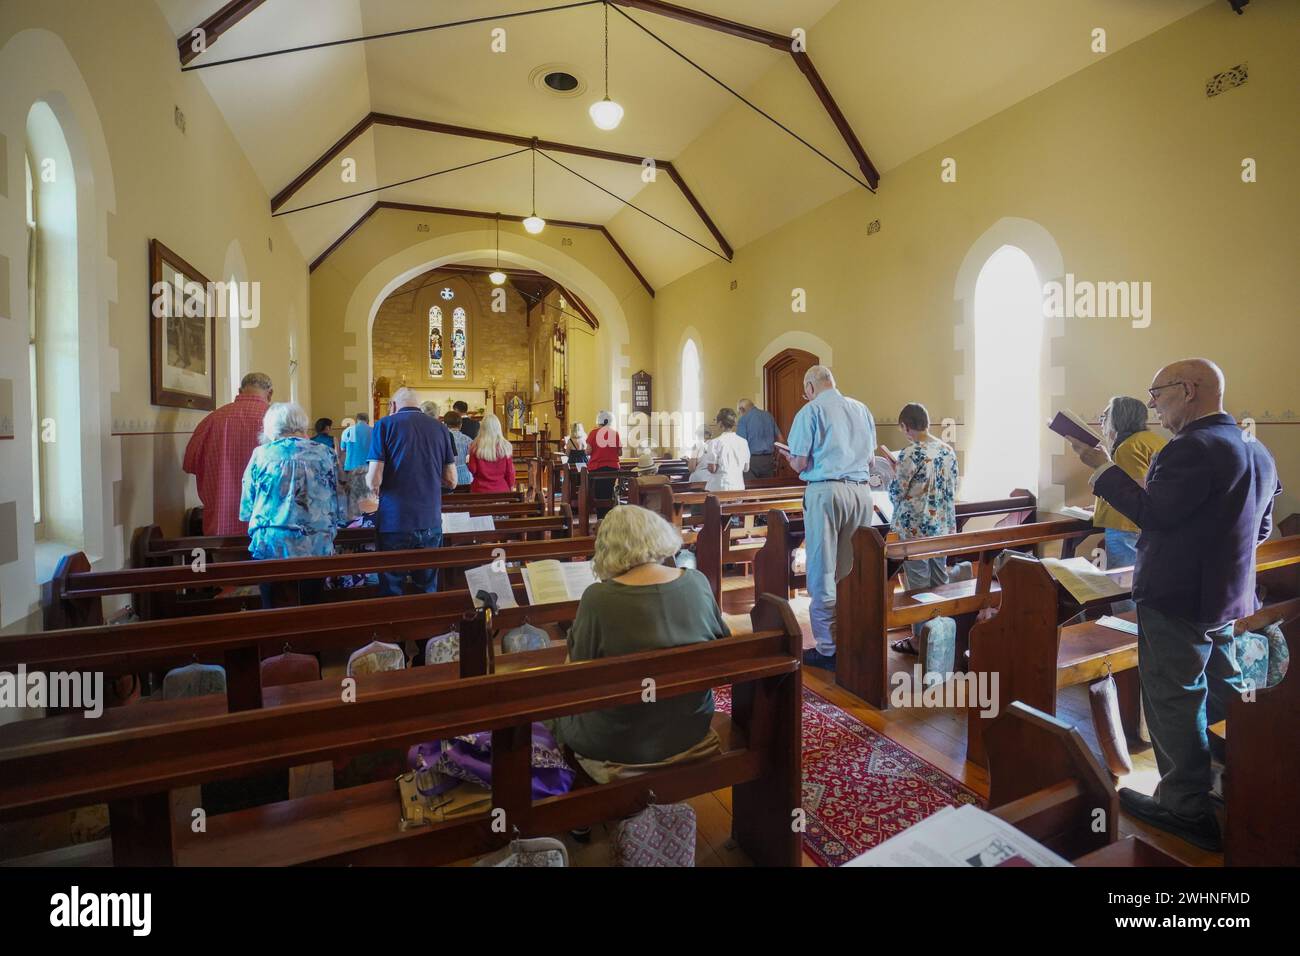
[885,403,960,654]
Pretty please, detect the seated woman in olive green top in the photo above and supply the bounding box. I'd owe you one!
[554,505,729,771]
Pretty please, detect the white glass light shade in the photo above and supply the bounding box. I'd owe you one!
[588,98,624,131]
[522,215,546,235]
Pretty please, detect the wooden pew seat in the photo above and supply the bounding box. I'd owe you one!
[175,711,743,867]
[1056,613,1139,687]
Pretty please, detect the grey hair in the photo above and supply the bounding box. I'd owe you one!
[596,409,613,426]
[420,400,440,418]
[241,371,273,392]
[592,505,684,581]
[262,402,309,442]
[737,398,754,412]
[803,365,834,388]
[391,387,418,408]
[1107,396,1149,436]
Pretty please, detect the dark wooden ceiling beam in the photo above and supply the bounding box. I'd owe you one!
[273,112,731,258]
[610,0,880,190]
[611,0,788,49]
[308,202,656,300]
[177,0,269,67]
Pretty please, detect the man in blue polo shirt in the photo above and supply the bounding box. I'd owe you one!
[778,366,877,671]
[737,399,783,480]
[367,388,458,596]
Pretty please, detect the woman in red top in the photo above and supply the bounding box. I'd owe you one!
[585,410,623,472]
[585,410,624,518]
[467,414,516,493]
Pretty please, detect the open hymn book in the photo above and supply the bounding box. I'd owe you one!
[1040,557,1127,604]
[1047,410,1104,448]
[846,805,1072,867]
[522,560,598,606]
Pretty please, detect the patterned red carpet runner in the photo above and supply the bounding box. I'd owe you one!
[715,684,982,866]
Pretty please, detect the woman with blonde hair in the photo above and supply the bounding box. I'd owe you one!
[553,505,727,780]
[566,422,588,465]
[467,412,516,493]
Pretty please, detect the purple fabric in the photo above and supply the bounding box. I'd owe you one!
[407,723,575,800]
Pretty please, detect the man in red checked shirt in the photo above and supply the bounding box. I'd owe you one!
[183,372,273,535]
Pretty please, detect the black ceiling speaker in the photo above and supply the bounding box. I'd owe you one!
[1228,0,1248,13]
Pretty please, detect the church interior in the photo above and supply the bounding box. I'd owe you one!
[0,0,1297,880]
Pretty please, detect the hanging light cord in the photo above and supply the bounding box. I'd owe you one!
[602,1,610,98]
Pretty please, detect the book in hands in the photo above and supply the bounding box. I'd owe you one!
[1048,410,1103,448]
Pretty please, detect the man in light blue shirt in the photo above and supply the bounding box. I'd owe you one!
[341,413,372,472]
[737,399,783,479]
[779,366,876,670]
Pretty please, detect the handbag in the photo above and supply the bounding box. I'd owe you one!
[473,837,569,868]
[1087,668,1133,776]
[612,800,697,867]
[407,723,575,801]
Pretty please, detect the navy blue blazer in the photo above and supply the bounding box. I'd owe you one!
[1093,413,1280,624]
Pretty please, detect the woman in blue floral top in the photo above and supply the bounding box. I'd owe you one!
[885,403,960,654]
[240,402,342,607]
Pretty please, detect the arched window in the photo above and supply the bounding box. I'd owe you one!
[428,306,444,377]
[26,102,84,548]
[964,245,1044,500]
[681,339,701,445]
[451,307,468,379]
[25,154,39,525]
[227,278,242,395]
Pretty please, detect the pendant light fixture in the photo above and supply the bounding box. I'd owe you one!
[522,141,546,234]
[489,213,507,285]
[589,2,624,131]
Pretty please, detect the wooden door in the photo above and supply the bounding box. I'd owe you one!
[764,348,818,478]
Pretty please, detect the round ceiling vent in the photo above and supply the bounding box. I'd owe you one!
[530,63,587,98]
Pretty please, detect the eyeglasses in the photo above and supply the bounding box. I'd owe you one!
[1147,381,1186,399]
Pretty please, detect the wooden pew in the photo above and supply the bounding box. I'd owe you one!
[45,535,595,629]
[985,701,1183,865]
[833,518,1097,709]
[752,491,1041,606]
[1224,593,1300,865]
[697,496,810,604]
[630,479,807,532]
[966,534,1300,767]
[6,579,586,716]
[0,596,804,868]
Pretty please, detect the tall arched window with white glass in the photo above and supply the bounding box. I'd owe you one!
[964,245,1044,500]
[228,279,242,396]
[681,339,701,448]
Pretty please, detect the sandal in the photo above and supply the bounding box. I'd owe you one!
[891,636,920,656]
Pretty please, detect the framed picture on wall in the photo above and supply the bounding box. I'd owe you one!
[149,238,216,410]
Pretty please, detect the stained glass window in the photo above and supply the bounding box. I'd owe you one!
[428,306,444,377]
[452,307,468,379]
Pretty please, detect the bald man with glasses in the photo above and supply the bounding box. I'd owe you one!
[1067,358,1280,851]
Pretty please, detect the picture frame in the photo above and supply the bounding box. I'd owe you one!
[149,238,216,410]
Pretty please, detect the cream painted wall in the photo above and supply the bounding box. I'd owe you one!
[653,1,1299,519]
[0,1,310,630]
[308,209,655,439]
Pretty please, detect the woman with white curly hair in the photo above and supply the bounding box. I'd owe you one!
[553,505,728,782]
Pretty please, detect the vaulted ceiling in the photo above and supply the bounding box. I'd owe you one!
[157,0,1212,291]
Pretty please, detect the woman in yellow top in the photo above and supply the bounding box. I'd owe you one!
[1093,395,1168,568]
